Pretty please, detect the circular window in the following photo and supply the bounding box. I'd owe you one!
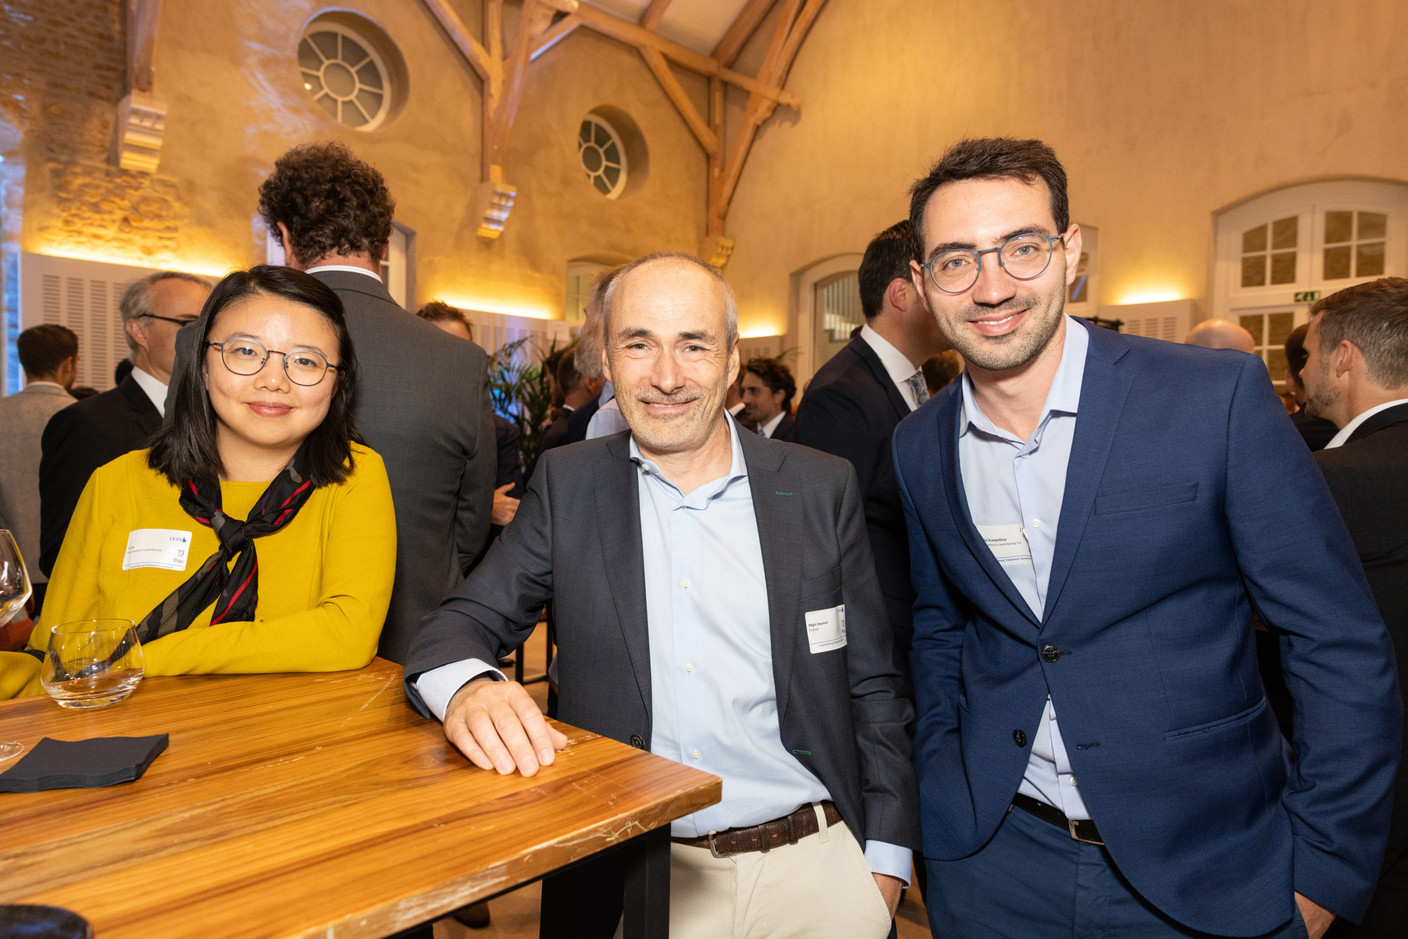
[298,23,391,130]
[578,116,628,199]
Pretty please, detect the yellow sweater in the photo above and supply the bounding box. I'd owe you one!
[1,444,396,697]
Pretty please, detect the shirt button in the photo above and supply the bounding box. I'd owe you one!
[1070,776,1079,787]
[1030,518,1042,529]
[683,663,694,673]
[630,735,645,749]
[690,748,702,760]
[681,578,691,588]
[1013,729,1028,748]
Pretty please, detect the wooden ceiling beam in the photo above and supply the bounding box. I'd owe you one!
[531,12,582,60]
[420,0,495,84]
[639,0,672,31]
[712,0,776,68]
[639,48,717,155]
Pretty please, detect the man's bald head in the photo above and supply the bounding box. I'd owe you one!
[1185,319,1256,354]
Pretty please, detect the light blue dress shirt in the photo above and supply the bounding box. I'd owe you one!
[631,418,910,881]
[957,318,1092,820]
[586,382,630,439]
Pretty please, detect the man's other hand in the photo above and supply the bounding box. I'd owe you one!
[874,873,903,918]
[443,677,568,776]
[1296,892,1335,939]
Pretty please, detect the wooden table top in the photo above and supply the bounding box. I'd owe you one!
[0,659,721,938]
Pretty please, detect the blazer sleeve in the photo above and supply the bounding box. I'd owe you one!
[38,403,94,579]
[795,383,885,499]
[455,353,498,576]
[1225,357,1401,919]
[834,462,921,850]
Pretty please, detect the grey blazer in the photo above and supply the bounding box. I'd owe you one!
[310,270,496,664]
[0,383,76,578]
[405,428,920,853]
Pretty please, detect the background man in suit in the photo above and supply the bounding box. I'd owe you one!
[739,356,797,440]
[1284,323,1340,450]
[1300,277,1408,937]
[795,219,948,691]
[895,137,1398,938]
[0,324,78,615]
[255,142,496,667]
[39,271,209,578]
[405,252,918,939]
[1185,317,1258,353]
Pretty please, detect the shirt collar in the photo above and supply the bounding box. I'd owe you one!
[22,379,68,392]
[128,366,169,418]
[860,323,923,386]
[960,316,1089,442]
[305,264,383,282]
[1325,397,1408,448]
[759,410,786,438]
[630,415,749,504]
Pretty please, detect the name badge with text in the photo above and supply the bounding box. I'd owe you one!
[123,529,193,572]
[976,523,1032,567]
[806,604,847,654]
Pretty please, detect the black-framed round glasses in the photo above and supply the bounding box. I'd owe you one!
[921,233,1065,295]
[206,339,341,386]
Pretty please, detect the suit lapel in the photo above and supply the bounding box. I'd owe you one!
[934,388,1041,627]
[1041,323,1134,622]
[1347,401,1408,444]
[741,431,803,727]
[594,435,653,721]
[851,337,912,421]
[118,376,162,434]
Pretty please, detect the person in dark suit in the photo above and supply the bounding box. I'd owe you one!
[795,219,949,691]
[39,271,210,578]
[405,252,918,939]
[739,356,797,440]
[1285,322,1340,450]
[256,143,496,666]
[896,137,1398,938]
[1299,278,1408,938]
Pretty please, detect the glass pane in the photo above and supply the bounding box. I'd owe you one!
[1271,216,1298,250]
[316,94,339,119]
[1267,312,1295,347]
[603,141,620,163]
[356,89,382,116]
[1358,212,1387,240]
[603,165,620,188]
[342,102,367,127]
[592,175,611,196]
[1325,210,1353,244]
[594,122,610,147]
[298,40,322,70]
[579,121,592,144]
[1323,245,1352,280]
[357,61,382,90]
[1357,241,1386,277]
[301,70,323,94]
[1242,224,1268,254]
[343,40,369,68]
[1241,255,1266,288]
[1270,251,1297,285]
[1239,315,1264,341]
[1267,348,1288,382]
[311,31,338,60]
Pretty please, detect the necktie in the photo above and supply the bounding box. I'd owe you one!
[757,426,768,437]
[906,370,930,407]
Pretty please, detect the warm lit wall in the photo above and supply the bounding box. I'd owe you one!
[7,0,708,317]
[722,0,1408,358]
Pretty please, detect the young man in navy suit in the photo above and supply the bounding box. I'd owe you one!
[894,137,1398,938]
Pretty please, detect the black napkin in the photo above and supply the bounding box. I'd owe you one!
[0,734,168,792]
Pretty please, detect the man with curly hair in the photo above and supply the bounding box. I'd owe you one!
[257,142,496,667]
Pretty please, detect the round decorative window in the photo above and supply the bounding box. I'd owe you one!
[298,23,391,130]
[578,116,628,199]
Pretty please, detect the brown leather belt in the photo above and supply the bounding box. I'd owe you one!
[1011,793,1103,845]
[672,801,843,858]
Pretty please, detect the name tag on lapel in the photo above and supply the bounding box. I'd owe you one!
[976,523,1032,567]
[123,529,192,571]
[806,604,846,653]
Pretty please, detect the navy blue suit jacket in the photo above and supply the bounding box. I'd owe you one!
[893,320,1399,933]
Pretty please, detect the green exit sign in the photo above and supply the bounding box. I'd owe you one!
[1294,291,1321,302]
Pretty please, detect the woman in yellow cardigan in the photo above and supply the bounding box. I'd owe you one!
[2,266,395,697]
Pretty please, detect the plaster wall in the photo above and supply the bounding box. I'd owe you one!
[722,0,1408,347]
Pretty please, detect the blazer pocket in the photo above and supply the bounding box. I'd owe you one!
[1094,481,1198,515]
[1163,698,1266,740]
[799,566,843,606]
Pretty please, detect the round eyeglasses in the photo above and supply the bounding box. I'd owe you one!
[207,339,341,386]
[921,233,1065,295]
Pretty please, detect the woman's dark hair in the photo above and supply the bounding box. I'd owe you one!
[148,265,360,487]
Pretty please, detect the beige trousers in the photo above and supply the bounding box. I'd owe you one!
[617,806,893,939]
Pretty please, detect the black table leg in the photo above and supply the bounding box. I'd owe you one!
[622,826,670,938]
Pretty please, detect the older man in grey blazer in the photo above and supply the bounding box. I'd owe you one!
[406,252,919,939]
[0,325,78,612]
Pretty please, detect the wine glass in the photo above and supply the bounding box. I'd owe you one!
[0,530,33,760]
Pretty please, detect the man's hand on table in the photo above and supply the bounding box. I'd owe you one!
[444,677,568,776]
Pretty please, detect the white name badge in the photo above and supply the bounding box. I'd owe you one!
[976,523,1032,567]
[806,604,847,654]
[123,529,193,572]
